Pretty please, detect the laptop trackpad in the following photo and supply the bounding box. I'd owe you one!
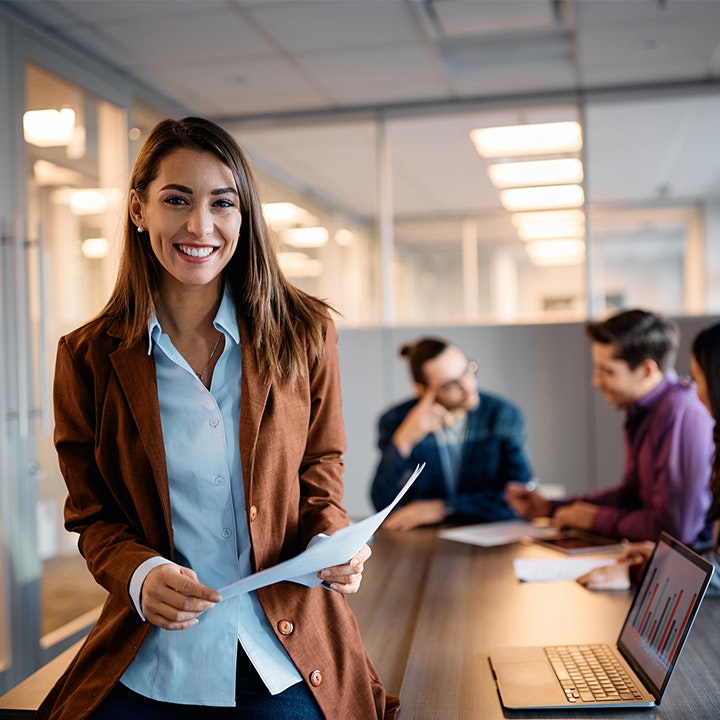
[490,649,567,709]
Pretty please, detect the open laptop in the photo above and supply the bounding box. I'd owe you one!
[489,532,714,710]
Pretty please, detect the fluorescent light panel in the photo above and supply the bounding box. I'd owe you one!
[470,121,582,158]
[512,212,585,241]
[283,226,329,248]
[500,184,584,212]
[23,108,76,147]
[262,202,316,227]
[487,158,583,188]
[525,239,585,266]
[81,237,109,259]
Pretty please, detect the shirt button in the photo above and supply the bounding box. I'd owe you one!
[214,476,224,486]
[249,505,258,522]
[209,417,219,428]
[309,670,323,687]
[277,619,294,635]
[222,528,232,539]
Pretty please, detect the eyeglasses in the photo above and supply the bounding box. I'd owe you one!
[436,360,479,394]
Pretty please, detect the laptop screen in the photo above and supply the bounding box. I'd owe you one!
[617,532,714,700]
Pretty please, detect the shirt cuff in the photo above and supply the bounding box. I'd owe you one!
[129,556,173,621]
[590,507,619,539]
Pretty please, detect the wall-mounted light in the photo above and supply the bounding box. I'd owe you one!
[470,120,582,158]
[283,226,329,248]
[487,158,583,188]
[23,108,76,147]
[500,184,584,212]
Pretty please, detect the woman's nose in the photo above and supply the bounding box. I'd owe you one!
[186,206,213,237]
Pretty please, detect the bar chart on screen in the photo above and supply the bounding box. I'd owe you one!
[630,565,697,667]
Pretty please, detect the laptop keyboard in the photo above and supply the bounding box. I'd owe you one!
[545,645,646,704]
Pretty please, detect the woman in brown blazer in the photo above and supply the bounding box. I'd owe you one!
[36,117,399,720]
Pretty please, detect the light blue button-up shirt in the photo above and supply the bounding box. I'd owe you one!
[121,289,302,705]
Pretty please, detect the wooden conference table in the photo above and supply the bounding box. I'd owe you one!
[347,528,720,720]
[2,527,719,719]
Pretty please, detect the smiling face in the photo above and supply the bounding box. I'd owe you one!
[129,147,242,294]
[590,341,657,409]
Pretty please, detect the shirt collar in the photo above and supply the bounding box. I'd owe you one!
[146,286,239,355]
[629,368,678,412]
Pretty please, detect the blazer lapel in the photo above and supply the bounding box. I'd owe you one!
[109,336,173,532]
[237,314,271,493]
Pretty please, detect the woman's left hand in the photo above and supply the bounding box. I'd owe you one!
[317,543,372,594]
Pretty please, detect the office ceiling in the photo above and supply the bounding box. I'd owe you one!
[7,0,720,239]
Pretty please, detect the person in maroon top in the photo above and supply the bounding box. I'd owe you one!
[579,320,720,591]
[508,309,714,546]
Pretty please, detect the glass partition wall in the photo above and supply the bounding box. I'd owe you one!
[231,92,719,326]
[23,62,126,660]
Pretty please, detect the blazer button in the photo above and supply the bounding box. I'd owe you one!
[309,669,323,687]
[249,505,258,522]
[277,619,294,635]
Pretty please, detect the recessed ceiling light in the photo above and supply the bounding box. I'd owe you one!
[487,158,583,188]
[500,185,584,212]
[283,226,329,248]
[525,239,585,266]
[471,121,582,158]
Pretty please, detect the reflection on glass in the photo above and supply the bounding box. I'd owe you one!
[231,120,380,326]
[25,63,124,644]
[584,94,718,318]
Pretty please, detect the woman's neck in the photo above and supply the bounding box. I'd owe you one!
[155,277,223,338]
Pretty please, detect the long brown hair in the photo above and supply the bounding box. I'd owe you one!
[101,117,331,383]
[692,322,720,520]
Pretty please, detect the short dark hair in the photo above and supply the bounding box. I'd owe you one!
[399,337,451,384]
[585,309,679,372]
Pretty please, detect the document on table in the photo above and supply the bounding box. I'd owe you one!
[513,556,617,582]
[218,463,425,600]
[439,520,556,548]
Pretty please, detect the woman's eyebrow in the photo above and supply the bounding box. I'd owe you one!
[160,183,238,196]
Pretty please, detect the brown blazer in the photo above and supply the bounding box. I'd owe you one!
[36,308,399,720]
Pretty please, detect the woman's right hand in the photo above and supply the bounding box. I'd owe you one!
[141,563,221,630]
[576,541,655,591]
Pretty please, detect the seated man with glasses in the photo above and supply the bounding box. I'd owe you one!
[371,337,535,530]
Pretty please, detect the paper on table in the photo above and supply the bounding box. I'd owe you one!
[439,520,556,548]
[513,556,617,582]
[218,463,425,600]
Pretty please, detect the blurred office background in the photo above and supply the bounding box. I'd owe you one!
[2,0,720,692]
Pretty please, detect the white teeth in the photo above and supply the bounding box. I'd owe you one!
[178,245,214,258]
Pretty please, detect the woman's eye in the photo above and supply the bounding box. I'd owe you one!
[214,199,235,208]
[164,195,188,206]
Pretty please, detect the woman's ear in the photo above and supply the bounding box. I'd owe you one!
[128,189,144,229]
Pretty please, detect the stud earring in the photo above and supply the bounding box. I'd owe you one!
[137,226,144,233]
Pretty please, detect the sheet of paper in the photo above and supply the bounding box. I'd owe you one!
[439,520,556,547]
[218,463,425,600]
[513,556,617,582]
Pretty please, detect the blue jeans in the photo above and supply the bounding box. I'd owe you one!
[87,650,324,720]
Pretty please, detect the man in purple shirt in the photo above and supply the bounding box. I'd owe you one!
[507,309,714,546]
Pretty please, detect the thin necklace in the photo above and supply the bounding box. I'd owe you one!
[196,332,222,382]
